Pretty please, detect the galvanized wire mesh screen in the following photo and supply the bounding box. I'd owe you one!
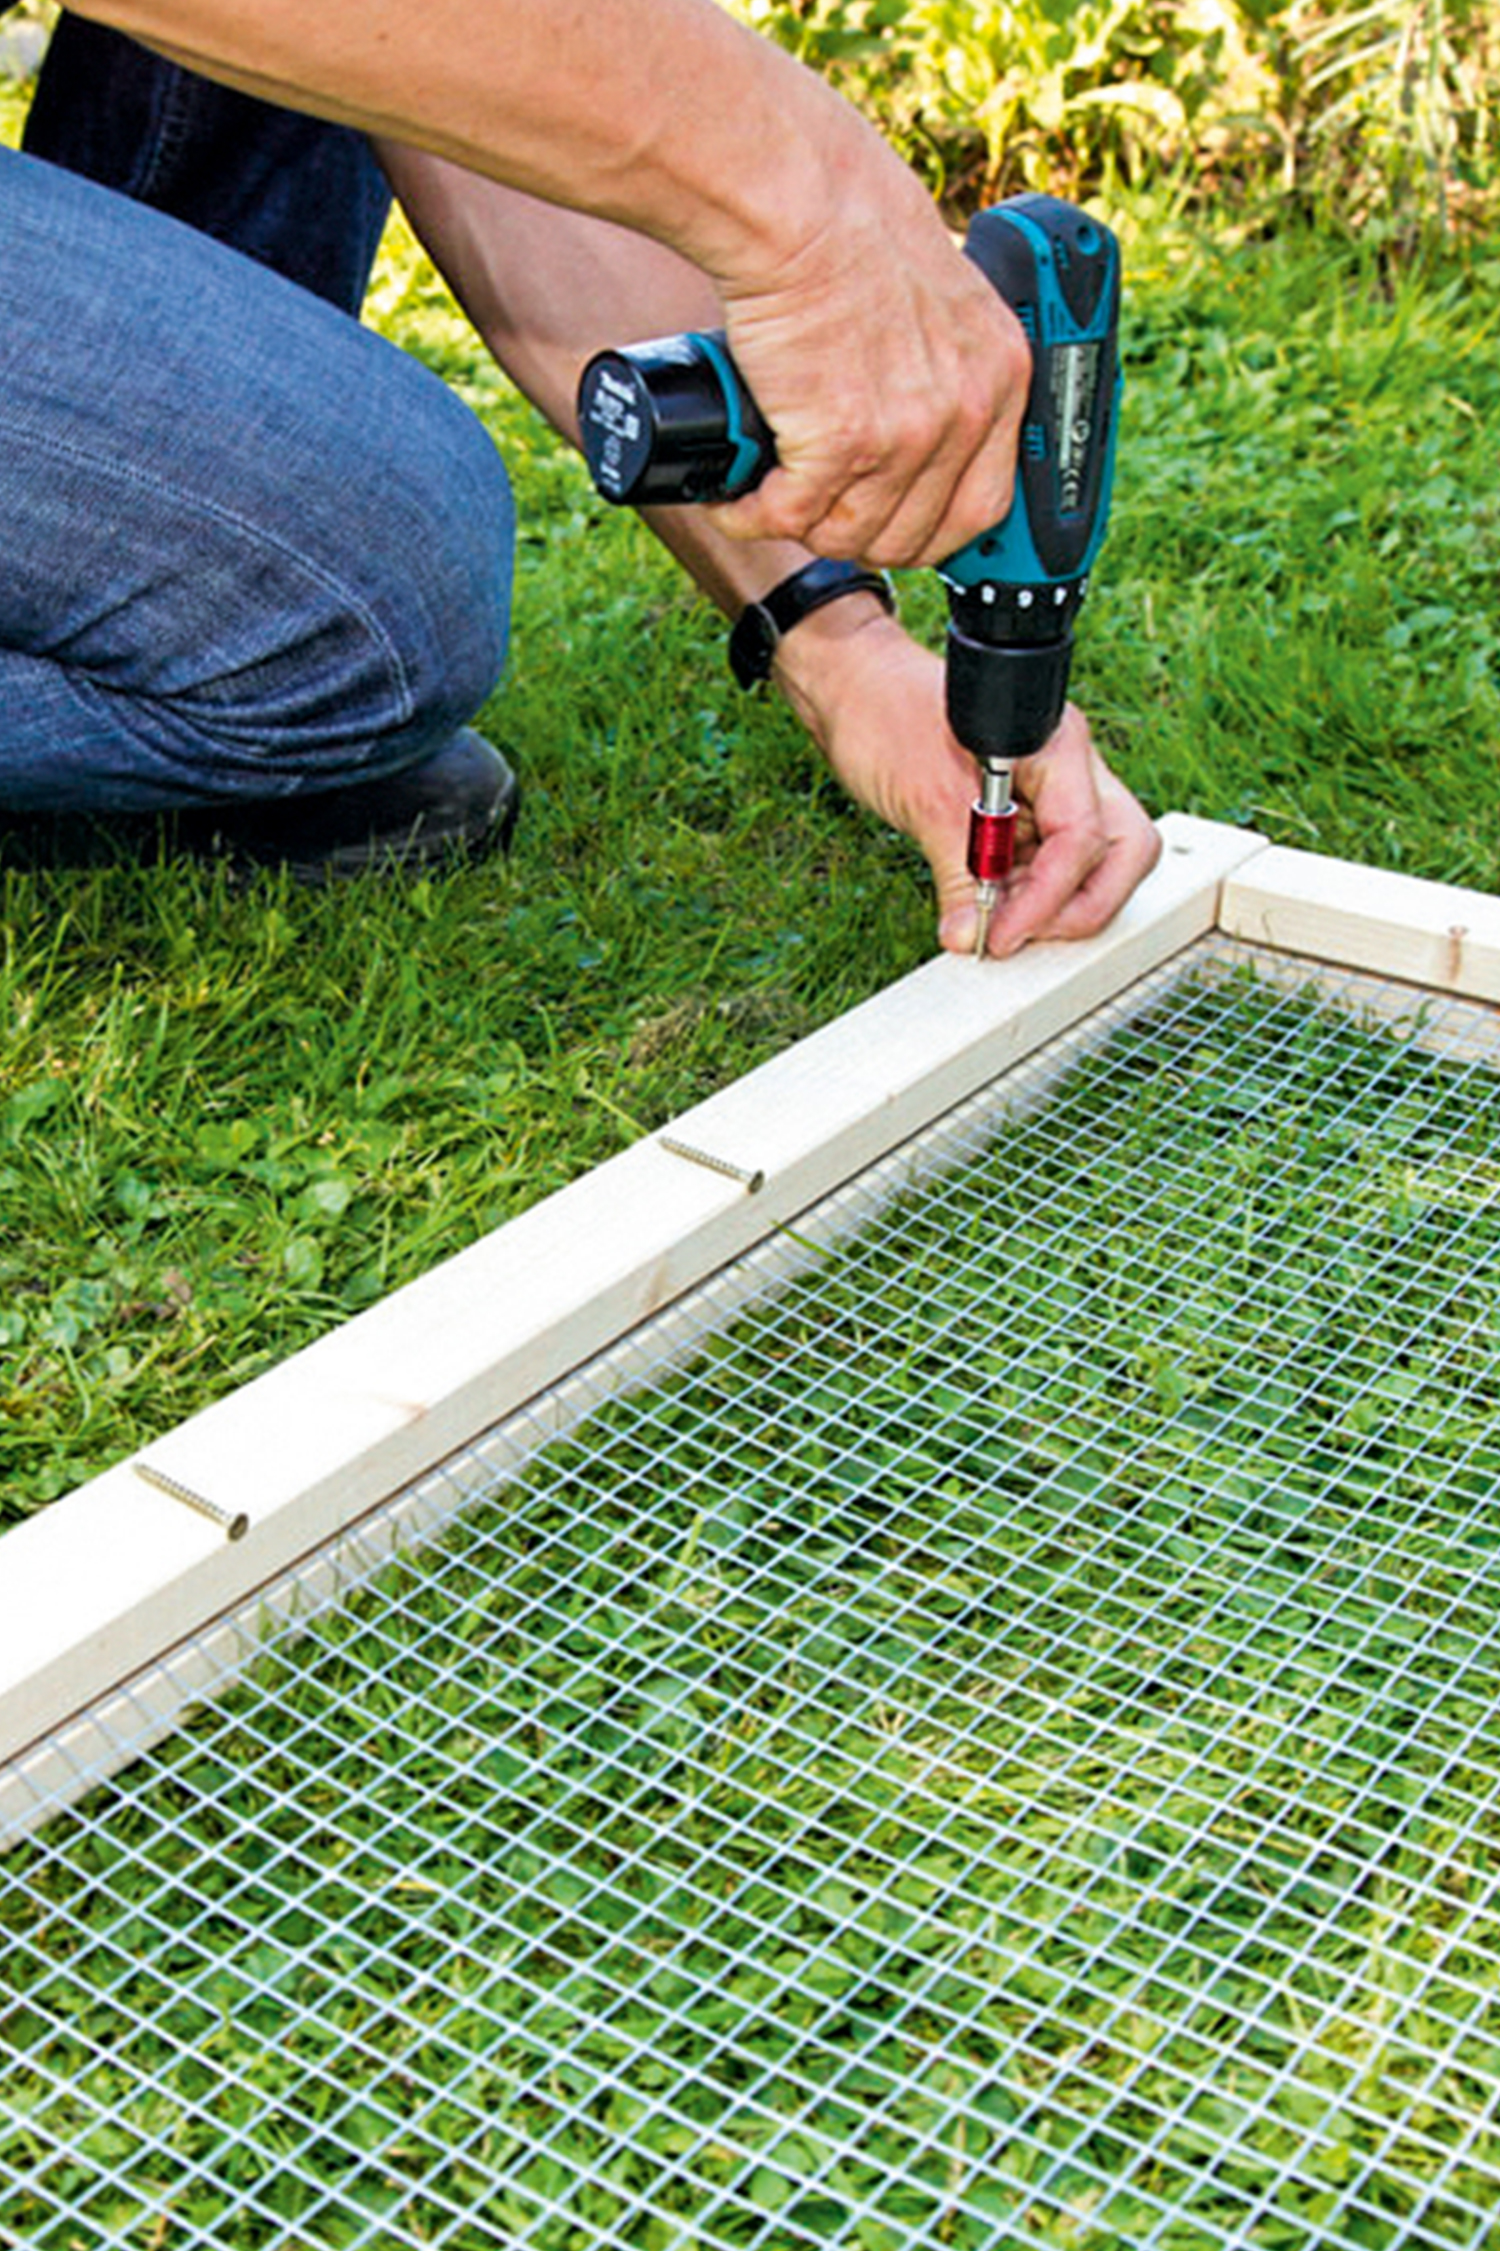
[7,943,1500,2250]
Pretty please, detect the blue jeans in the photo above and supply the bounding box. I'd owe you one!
[0,23,514,812]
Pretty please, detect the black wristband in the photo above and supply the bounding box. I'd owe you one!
[729,559,895,690]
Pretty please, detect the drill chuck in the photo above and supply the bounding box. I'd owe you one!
[945,576,1085,766]
[947,623,1072,767]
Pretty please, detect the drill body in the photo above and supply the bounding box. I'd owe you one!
[937,197,1121,941]
[578,193,1122,949]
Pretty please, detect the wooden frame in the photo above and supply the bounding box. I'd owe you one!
[5,812,1500,1834]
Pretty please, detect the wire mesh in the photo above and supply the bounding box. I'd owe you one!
[6,942,1500,2250]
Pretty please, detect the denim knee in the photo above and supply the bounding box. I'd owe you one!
[66,372,518,803]
[332,386,517,779]
[0,143,517,813]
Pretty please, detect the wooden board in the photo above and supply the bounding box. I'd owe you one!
[0,812,1266,1806]
[1221,846,1500,1003]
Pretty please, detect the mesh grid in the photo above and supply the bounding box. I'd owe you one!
[7,943,1500,2250]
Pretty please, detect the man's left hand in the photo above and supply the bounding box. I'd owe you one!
[773,604,1161,960]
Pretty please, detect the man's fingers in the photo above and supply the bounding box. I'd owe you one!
[993,831,1161,952]
[982,824,1111,955]
[981,791,1163,956]
[810,421,1019,570]
[1032,819,1164,942]
[883,430,1018,571]
[945,709,1164,959]
[714,398,1020,568]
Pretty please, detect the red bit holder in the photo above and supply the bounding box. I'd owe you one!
[968,796,1017,885]
[968,766,1016,958]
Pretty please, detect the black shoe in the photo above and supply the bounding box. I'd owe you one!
[0,731,521,881]
[172,730,521,881]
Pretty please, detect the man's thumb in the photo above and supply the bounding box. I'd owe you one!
[934,860,982,957]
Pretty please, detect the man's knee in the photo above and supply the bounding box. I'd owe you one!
[1,139,517,807]
[157,382,516,789]
[0,395,515,813]
[372,391,516,760]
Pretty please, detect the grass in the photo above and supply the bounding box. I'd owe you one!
[3,72,1500,1523]
[7,962,1500,2246]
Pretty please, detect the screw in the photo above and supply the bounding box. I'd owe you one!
[659,1135,765,1194]
[134,1461,249,1544]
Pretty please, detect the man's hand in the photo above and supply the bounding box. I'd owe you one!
[970,707,1164,957]
[773,602,1161,959]
[710,157,1032,571]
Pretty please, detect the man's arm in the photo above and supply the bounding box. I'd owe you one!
[72,0,1026,567]
[380,149,1162,956]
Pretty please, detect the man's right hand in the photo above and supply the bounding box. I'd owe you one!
[710,141,1033,573]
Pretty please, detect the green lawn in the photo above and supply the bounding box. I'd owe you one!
[3,77,1500,1522]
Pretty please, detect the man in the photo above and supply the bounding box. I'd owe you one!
[0,0,1159,955]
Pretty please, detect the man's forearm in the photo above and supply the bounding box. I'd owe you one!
[68,2,1024,566]
[377,152,1159,959]
[71,2,1029,568]
[381,149,821,615]
[73,0,869,292]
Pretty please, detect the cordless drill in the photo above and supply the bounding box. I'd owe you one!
[577,193,1122,957]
